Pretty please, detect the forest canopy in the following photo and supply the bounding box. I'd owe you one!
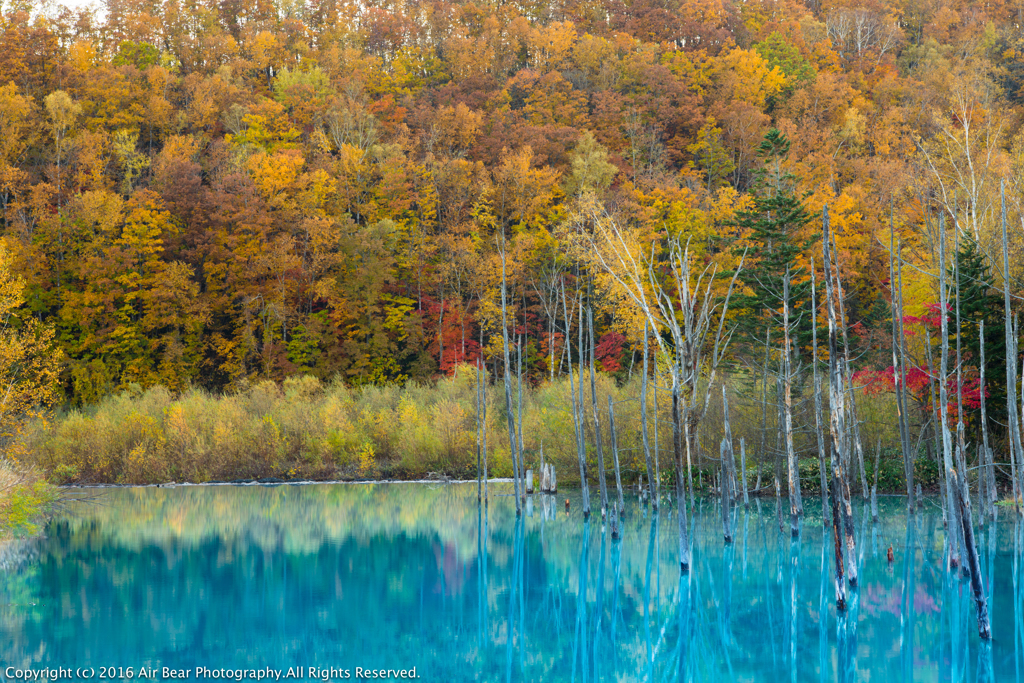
[1,0,1022,404]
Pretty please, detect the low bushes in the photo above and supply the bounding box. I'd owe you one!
[16,366,957,490]
[0,460,57,540]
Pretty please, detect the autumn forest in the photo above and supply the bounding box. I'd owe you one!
[3,0,1024,488]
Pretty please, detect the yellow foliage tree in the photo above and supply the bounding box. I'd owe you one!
[0,240,63,443]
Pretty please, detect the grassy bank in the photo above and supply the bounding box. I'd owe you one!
[0,461,57,541]
[15,365,949,491]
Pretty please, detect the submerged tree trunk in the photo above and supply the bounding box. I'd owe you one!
[812,258,828,529]
[641,322,656,509]
[832,230,868,501]
[561,280,590,518]
[721,438,733,543]
[891,221,914,507]
[500,242,521,514]
[953,469,992,639]
[938,217,961,568]
[673,373,691,572]
[722,385,736,543]
[588,301,609,518]
[872,437,881,523]
[896,239,914,506]
[476,358,483,503]
[1003,182,1023,515]
[924,328,946,523]
[758,327,771,493]
[481,330,489,505]
[517,333,525,501]
[722,384,737,502]
[608,395,624,538]
[782,268,801,533]
[740,437,749,507]
[980,321,995,519]
[830,475,847,611]
[653,373,660,509]
[824,204,858,588]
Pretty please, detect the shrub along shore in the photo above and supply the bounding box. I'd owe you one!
[0,462,57,541]
[14,366,951,493]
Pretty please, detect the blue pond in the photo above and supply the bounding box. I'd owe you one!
[0,483,1020,681]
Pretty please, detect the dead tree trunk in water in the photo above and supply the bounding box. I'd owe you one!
[740,437,749,507]
[653,374,661,507]
[782,267,801,534]
[722,385,736,544]
[673,373,691,572]
[588,301,609,519]
[608,396,625,534]
[831,231,868,500]
[871,438,880,523]
[824,204,858,587]
[500,241,522,514]
[955,228,973,574]
[560,280,590,518]
[476,359,483,503]
[891,220,915,507]
[1003,182,1023,515]
[924,327,947,525]
[480,328,489,505]
[516,333,525,500]
[571,205,743,571]
[812,258,828,529]
[896,240,914,506]
[938,216,962,569]
[980,321,996,519]
[721,438,733,543]
[758,328,771,492]
[953,469,992,639]
[722,384,737,501]
[641,322,656,509]
[830,475,847,610]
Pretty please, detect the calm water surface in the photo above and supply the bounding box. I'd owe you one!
[0,484,1021,682]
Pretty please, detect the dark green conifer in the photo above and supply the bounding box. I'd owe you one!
[729,129,817,360]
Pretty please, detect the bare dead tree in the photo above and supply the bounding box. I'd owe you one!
[641,321,657,509]
[831,231,869,500]
[953,469,992,639]
[560,279,590,518]
[824,204,858,587]
[569,198,744,571]
[722,385,736,543]
[587,298,610,522]
[980,321,996,519]
[476,357,483,503]
[938,216,962,568]
[1003,183,1024,514]
[499,236,521,514]
[782,267,801,535]
[812,258,828,528]
[608,395,625,519]
[891,217,915,505]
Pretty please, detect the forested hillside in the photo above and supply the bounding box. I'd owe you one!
[0,0,1021,404]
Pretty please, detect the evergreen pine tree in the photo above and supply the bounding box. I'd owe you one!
[729,129,817,361]
[951,235,1007,438]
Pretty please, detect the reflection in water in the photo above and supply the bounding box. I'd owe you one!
[1,484,1023,681]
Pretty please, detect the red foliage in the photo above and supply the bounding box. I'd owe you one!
[595,331,627,373]
[853,363,985,420]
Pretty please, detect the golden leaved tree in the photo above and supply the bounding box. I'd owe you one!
[0,240,63,446]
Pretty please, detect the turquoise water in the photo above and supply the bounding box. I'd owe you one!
[0,484,1019,681]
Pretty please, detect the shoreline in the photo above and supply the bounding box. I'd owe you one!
[56,478,946,499]
[60,477,518,490]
